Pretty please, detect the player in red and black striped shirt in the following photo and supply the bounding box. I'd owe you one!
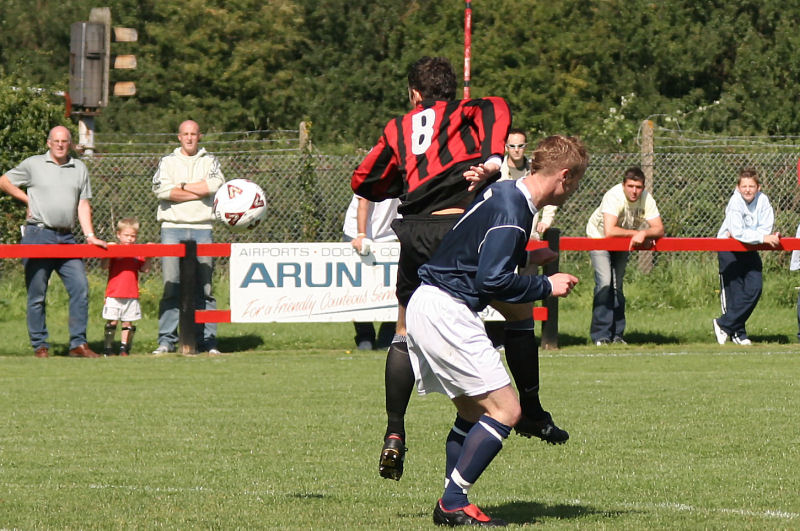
[351,96,510,216]
[352,57,568,482]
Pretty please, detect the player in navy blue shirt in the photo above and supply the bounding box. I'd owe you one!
[419,179,554,311]
[406,135,587,526]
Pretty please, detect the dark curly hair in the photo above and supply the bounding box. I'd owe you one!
[407,56,457,101]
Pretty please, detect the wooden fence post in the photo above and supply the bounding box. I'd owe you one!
[299,121,310,151]
[639,119,655,273]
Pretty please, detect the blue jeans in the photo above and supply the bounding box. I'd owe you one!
[22,225,89,350]
[796,290,800,341]
[158,227,216,349]
[589,250,629,342]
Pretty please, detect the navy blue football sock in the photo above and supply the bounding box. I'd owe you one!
[504,318,544,418]
[441,415,511,511]
[445,415,476,487]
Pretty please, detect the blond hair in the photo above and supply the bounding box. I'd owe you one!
[117,217,140,233]
[530,135,589,180]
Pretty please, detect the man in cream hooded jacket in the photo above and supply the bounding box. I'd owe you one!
[151,120,225,354]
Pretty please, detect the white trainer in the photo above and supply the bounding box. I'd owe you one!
[152,344,173,355]
[731,336,752,346]
[712,319,728,345]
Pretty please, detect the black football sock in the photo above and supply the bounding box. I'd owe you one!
[384,336,413,440]
[504,318,545,419]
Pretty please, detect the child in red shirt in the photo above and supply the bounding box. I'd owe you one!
[102,218,151,355]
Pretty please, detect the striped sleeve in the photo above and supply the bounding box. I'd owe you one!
[351,120,404,202]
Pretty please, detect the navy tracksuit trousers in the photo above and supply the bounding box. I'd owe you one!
[716,250,762,339]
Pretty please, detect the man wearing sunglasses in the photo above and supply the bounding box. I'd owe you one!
[500,128,530,181]
[500,129,558,238]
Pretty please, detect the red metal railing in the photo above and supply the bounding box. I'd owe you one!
[3,237,798,349]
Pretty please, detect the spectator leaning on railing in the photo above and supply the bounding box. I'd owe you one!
[712,168,781,346]
[0,125,107,358]
[586,166,664,346]
[791,222,800,342]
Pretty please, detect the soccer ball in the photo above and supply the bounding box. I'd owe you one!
[213,179,267,231]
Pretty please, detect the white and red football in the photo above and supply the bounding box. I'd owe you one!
[213,179,267,231]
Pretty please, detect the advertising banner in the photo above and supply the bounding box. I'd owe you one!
[229,242,503,323]
[230,242,504,323]
[230,242,401,322]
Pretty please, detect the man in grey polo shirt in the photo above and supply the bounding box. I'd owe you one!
[0,125,107,358]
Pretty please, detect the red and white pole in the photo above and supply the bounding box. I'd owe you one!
[463,1,472,99]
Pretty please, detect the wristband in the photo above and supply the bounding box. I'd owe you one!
[356,232,367,237]
[86,232,95,239]
[180,182,186,190]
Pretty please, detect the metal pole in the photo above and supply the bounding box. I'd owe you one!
[541,228,560,349]
[179,239,198,354]
[78,116,95,156]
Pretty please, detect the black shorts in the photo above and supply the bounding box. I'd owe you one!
[391,214,462,307]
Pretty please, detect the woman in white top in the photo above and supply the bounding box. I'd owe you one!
[712,168,781,345]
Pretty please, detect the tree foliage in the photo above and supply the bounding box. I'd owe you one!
[2,0,800,151]
[0,78,74,243]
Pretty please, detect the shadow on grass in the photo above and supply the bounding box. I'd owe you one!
[490,499,628,525]
[70,335,264,356]
[41,342,85,357]
[218,334,264,352]
[549,333,591,347]
[751,333,792,344]
[397,500,628,525]
[552,331,683,347]
[623,331,682,344]
[288,492,325,499]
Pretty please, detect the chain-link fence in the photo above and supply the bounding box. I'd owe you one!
[84,149,800,273]
[85,151,359,244]
[555,151,800,271]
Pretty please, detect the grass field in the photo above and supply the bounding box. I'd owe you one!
[1,269,799,528]
[1,344,798,529]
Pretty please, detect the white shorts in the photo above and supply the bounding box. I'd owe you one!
[102,297,142,322]
[406,284,510,399]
